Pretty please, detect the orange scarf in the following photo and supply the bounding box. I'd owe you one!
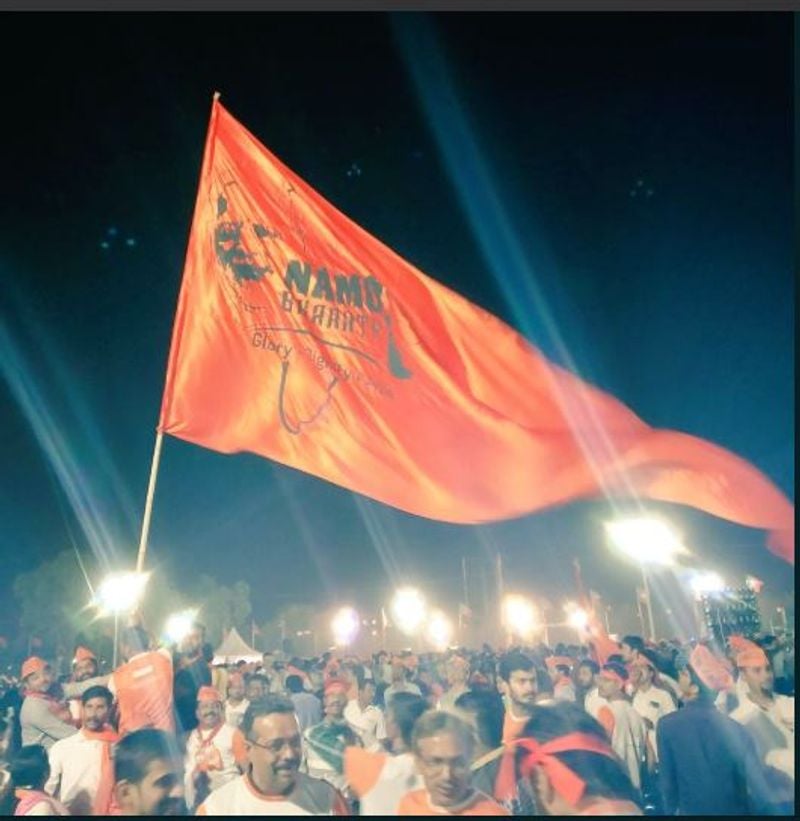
[82,726,120,815]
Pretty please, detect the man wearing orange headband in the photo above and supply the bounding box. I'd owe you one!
[589,663,646,793]
[496,702,642,815]
[303,679,359,794]
[729,637,794,784]
[656,644,773,815]
[184,686,247,811]
[19,657,77,750]
[545,657,576,703]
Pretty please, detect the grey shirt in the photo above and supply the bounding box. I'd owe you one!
[20,676,109,750]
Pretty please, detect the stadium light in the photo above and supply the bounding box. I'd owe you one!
[565,604,589,631]
[605,516,687,641]
[502,594,537,639]
[94,572,149,616]
[689,571,726,598]
[164,609,198,644]
[426,611,453,649]
[390,588,427,635]
[331,607,360,646]
[604,517,685,566]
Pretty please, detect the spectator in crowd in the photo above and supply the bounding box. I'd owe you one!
[198,696,349,815]
[501,701,642,815]
[113,728,185,816]
[498,652,538,743]
[6,745,69,816]
[398,710,508,815]
[45,685,118,815]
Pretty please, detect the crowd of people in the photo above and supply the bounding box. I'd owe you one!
[0,618,793,816]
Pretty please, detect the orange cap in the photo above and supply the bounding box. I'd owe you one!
[324,679,349,696]
[73,646,97,664]
[689,645,733,691]
[728,636,768,669]
[21,657,47,680]
[197,686,223,703]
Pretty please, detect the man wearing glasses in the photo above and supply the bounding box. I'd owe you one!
[398,711,508,816]
[197,696,350,815]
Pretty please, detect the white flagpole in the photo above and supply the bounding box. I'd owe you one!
[134,92,222,575]
[135,430,165,573]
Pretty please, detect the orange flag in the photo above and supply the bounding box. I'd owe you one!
[159,99,794,563]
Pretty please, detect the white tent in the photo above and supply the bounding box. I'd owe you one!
[212,627,261,665]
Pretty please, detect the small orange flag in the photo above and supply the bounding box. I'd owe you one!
[159,99,794,563]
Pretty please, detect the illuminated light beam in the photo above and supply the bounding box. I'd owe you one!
[0,321,120,571]
[391,15,645,510]
[8,293,141,538]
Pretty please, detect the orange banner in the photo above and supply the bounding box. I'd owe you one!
[160,100,793,562]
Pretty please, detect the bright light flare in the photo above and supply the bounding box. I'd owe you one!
[164,609,198,644]
[605,517,685,566]
[94,572,149,615]
[690,571,725,597]
[426,611,453,649]
[331,607,360,646]
[502,594,537,638]
[390,588,427,635]
[566,607,589,631]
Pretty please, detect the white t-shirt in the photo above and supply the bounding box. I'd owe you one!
[225,698,250,729]
[344,748,422,816]
[632,685,676,759]
[198,772,348,816]
[184,722,245,809]
[45,730,106,813]
[344,701,387,752]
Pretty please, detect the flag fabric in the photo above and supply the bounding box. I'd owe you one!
[159,99,794,563]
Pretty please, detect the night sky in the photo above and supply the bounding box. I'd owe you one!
[0,12,793,638]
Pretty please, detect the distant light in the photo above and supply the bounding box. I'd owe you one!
[566,606,589,631]
[331,607,360,646]
[605,517,685,566]
[502,594,537,638]
[426,611,453,649]
[94,572,149,615]
[125,238,136,247]
[690,571,726,597]
[391,588,427,635]
[164,609,197,644]
[100,241,110,250]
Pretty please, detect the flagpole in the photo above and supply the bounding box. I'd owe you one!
[135,93,221,575]
[135,430,165,573]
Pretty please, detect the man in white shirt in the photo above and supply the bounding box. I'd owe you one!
[729,642,794,782]
[198,695,349,815]
[224,673,249,729]
[345,669,386,752]
[437,656,471,712]
[46,685,119,815]
[630,652,676,762]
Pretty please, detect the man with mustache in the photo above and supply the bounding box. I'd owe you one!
[197,696,350,815]
[45,685,119,815]
[498,652,538,744]
[184,687,247,811]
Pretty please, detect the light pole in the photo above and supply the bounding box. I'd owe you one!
[640,566,656,642]
[605,517,685,643]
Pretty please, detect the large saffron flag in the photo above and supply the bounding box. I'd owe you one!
[160,99,794,562]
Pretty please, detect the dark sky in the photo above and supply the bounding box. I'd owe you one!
[0,12,793,638]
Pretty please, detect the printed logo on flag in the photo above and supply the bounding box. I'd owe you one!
[212,178,412,435]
